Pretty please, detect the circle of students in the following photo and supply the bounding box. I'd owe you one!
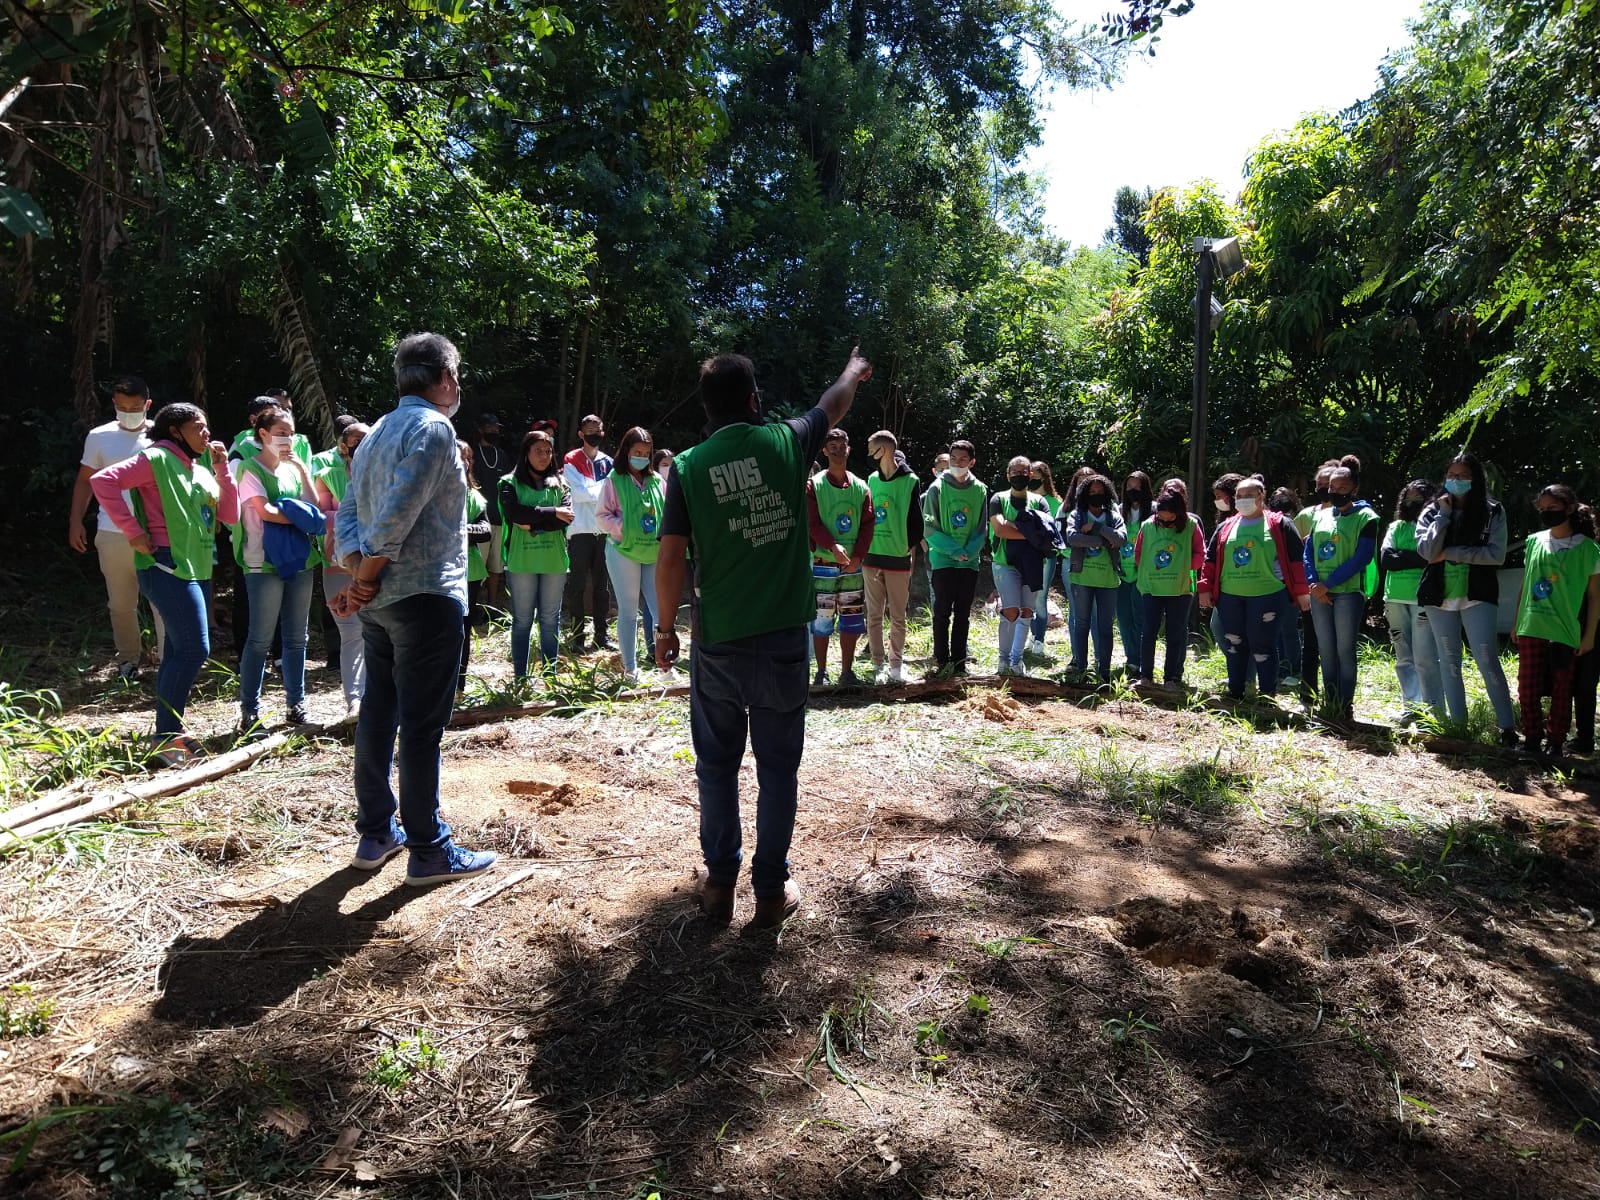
[73,374,1600,864]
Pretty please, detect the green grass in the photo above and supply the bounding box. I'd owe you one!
[1070,740,1256,827]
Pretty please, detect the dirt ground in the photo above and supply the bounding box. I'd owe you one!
[4,639,1600,1200]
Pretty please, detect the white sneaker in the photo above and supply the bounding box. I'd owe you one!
[888,664,911,684]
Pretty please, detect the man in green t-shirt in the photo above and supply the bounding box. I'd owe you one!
[655,346,874,929]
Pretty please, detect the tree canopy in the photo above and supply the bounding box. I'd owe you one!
[3,0,1598,526]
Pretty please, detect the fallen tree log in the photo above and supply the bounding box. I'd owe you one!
[0,777,98,833]
[2,733,290,844]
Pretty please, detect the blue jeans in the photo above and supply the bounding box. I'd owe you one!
[1276,590,1302,679]
[1140,592,1191,683]
[1309,589,1364,709]
[1423,602,1515,729]
[353,592,464,851]
[1069,583,1117,679]
[1116,580,1144,669]
[691,627,809,898]
[992,562,1031,668]
[240,569,313,717]
[1217,590,1282,696]
[137,548,212,736]
[1385,599,1429,708]
[1031,556,1059,643]
[507,571,565,676]
[1409,605,1443,715]
[605,543,658,673]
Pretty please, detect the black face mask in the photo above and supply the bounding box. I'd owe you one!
[1399,501,1423,520]
[1085,494,1108,510]
[1008,474,1031,492]
[1125,489,1147,505]
[1329,492,1353,509]
[583,433,603,448]
[1540,508,1569,529]
[1313,487,1331,504]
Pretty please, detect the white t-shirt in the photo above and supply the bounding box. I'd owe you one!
[81,420,151,532]
[234,460,274,570]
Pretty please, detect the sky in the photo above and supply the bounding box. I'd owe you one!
[1032,0,1425,248]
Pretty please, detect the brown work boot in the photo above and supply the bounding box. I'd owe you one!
[749,881,800,929]
[693,867,735,925]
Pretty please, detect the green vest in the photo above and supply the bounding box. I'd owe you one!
[233,457,312,573]
[130,445,222,581]
[1516,532,1599,647]
[990,491,1046,568]
[315,455,351,504]
[612,472,664,565]
[1069,513,1121,588]
[675,420,813,645]
[1136,517,1196,597]
[811,470,871,564]
[1310,505,1376,595]
[925,477,988,571]
[501,474,569,574]
[466,488,488,583]
[868,470,918,559]
[1382,520,1422,604]
[1293,506,1317,538]
[1220,518,1285,597]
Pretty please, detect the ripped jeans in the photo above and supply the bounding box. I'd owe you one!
[1216,589,1282,697]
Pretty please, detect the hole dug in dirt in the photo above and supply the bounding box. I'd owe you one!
[506,779,581,815]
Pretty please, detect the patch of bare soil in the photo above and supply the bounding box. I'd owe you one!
[4,684,1600,1200]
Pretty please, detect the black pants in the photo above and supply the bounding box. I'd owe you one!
[1572,646,1598,752]
[564,533,611,644]
[458,578,483,692]
[316,566,340,668]
[931,567,979,667]
[1299,607,1319,691]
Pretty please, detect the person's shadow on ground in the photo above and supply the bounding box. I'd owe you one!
[152,867,426,1027]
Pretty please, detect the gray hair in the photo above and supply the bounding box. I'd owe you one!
[393,332,461,396]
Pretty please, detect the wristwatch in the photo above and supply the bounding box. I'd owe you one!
[655,626,676,636]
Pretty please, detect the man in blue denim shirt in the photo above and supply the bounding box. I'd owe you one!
[332,332,497,886]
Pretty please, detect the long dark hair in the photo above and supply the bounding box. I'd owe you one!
[1395,478,1432,521]
[150,403,206,457]
[617,426,653,482]
[1075,473,1117,512]
[1540,484,1597,540]
[1442,450,1490,543]
[457,439,479,490]
[1030,461,1058,499]
[515,429,561,489]
[1064,466,1096,508]
[1121,470,1153,523]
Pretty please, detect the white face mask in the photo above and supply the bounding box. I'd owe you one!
[115,408,147,431]
[1215,499,1232,513]
[949,464,970,482]
[445,397,461,420]
[272,435,294,454]
[1235,497,1260,516]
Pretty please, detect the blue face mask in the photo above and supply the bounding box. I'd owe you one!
[1443,478,1472,497]
[630,455,651,471]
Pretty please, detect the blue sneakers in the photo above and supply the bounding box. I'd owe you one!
[404,844,498,887]
[349,826,408,871]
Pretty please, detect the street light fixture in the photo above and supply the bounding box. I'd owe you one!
[1187,235,1244,507]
